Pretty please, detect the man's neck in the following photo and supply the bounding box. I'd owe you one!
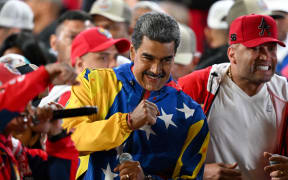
[233,78,264,96]
[227,66,264,96]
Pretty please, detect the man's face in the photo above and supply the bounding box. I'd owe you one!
[92,15,129,39]
[229,42,277,84]
[76,45,118,74]
[275,14,288,41]
[51,20,93,65]
[131,36,175,91]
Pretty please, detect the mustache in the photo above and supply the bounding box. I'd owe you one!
[144,71,165,78]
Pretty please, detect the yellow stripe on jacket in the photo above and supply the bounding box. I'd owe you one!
[172,120,210,179]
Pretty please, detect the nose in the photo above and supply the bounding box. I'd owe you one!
[259,46,271,61]
[150,62,162,75]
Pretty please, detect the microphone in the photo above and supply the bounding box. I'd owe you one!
[119,153,133,164]
[52,106,98,120]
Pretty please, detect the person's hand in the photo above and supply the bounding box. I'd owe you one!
[114,161,145,180]
[129,100,159,130]
[264,152,288,179]
[45,63,79,86]
[204,163,242,180]
[30,102,63,136]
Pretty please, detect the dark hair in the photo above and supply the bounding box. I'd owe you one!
[55,10,93,34]
[131,12,180,53]
[0,32,48,66]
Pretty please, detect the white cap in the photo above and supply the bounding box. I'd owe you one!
[174,24,196,65]
[264,0,288,13]
[0,0,34,30]
[0,54,30,67]
[207,0,234,29]
[133,1,164,13]
[89,0,131,23]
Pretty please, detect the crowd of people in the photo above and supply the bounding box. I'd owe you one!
[1,0,288,179]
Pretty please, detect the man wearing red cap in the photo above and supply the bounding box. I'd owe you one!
[179,14,288,179]
[40,27,130,107]
[71,27,131,74]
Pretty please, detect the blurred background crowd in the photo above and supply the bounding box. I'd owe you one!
[0,0,287,80]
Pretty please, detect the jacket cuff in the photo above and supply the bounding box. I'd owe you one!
[120,113,132,134]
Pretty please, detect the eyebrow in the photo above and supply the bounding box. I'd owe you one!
[142,53,173,60]
[142,53,154,59]
[98,52,110,56]
[162,55,174,60]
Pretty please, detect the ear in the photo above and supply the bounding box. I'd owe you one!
[192,56,200,66]
[75,57,84,74]
[130,45,136,63]
[227,46,237,65]
[204,27,212,45]
[128,26,134,36]
[50,34,57,51]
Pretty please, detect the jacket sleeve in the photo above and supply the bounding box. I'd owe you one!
[0,66,50,131]
[62,69,132,154]
[178,67,212,105]
[172,104,210,179]
[26,133,79,180]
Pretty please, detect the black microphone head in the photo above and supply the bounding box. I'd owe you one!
[119,153,132,164]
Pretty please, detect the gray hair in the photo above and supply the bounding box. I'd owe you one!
[132,12,180,53]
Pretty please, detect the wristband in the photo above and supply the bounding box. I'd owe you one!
[127,113,135,130]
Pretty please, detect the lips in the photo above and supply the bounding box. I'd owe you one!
[146,74,160,80]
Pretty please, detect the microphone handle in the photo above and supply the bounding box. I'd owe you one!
[52,106,98,120]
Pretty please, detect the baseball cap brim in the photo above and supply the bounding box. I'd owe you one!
[241,37,286,47]
[174,53,193,65]
[93,12,125,22]
[89,38,131,54]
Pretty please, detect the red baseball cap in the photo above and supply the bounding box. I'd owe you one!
[229,14,285,47]
[71,27,131,66]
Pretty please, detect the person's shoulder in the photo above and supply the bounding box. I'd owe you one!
[179,63,229,84]
[268,74,288,100]
[79,68,116,82]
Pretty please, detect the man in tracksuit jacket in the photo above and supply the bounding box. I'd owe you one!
[62,12,210,180]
